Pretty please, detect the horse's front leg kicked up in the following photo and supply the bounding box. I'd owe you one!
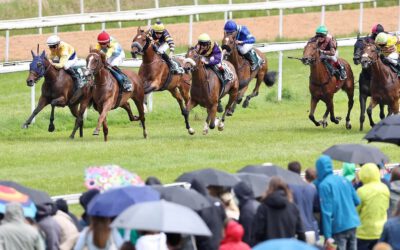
[22,96,49,129]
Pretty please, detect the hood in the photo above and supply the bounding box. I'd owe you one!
[190,179,208,196]
[3,202,25,224]
[79,189,100,209]
[359,163,381,184]
[35,203,57,220]
[221,220,244,243]
[233,182,255,203]
[342,162,356,182]
[265,190,287,209]
[316,155,333,183]
[390,180,400,193]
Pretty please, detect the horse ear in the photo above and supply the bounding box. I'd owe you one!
[40,50,46,59]
[37,44,40,54]
[31,50,35,58]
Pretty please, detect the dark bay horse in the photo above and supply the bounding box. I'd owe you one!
[221,33,276,113]
[361,43,400,121]
[353,35,385,131]
[183,47,239,135]
[70,49,146,141]
[23,50,83,135]
[130,27,192,131]
[302,41,354,129]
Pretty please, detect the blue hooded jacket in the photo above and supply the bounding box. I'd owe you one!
[235,25,255,44]
[315,155,361,238]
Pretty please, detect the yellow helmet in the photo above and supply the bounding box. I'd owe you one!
[152,21,165,32]
[198,33,211,43]
[375,32,388,45]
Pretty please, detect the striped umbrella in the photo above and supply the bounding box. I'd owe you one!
[0,185,37,218]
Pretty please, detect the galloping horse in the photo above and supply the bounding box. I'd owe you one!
[23,50,83,135]
[302,40,354,129]
[183,47,239,135]
[361,43,400,122]
[70,49,146,141]
[130,27,192,130]
[353,35,385,131]
[221,33,276,113]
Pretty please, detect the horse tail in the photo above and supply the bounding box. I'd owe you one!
[264,71,277,87]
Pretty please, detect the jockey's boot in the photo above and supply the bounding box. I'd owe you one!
[161,53,184,74]
[66,68,83,104]
[109,66,133,92]
[214,65,228,86]
[244,49,259,71]
[338,62,347,80]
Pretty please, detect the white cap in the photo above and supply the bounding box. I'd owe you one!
[46,35,60,46]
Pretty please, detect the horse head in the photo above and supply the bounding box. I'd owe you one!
[361,43,378,69]
[353,36,372,65]
[131,27,152,57]
[183,46,201,72]
[26,50,47,87]
[221,32,236,58]
[85,49,106,77]
[302,41,318,65]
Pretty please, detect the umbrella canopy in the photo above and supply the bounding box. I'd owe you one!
[152,186,211,211]
[364,115,400,146]
[323,143,389,165]
[234,173,271,198]
[0,185,37,218]
[87,186,160,217]
[111,200,212,236]
[0,181,53,206]
[175,168,240,187]
[253,239,318,250]
[237,165,305,186]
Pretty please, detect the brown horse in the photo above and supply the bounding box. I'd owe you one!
[361,43,400,123]
[221,33,276,113]
[302,41,354,129]
[23,50,83,135]
[70,49,146,141]
[130,27,192,131]
[183,46,239,135]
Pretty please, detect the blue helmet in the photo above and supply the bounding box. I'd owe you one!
[224,20,237,32]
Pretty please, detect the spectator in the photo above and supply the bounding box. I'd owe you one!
[220,190,240,221]
[315,155,360,250]
[379,200,400,250]
[135,231,168,250]
[342,162,360,188]
[53,209,80,250]
[120,241,136,250]
[233,181,260,246]
[252,177,305,245]
[373,242,393,250]
[288,161,302,175]
[78,189,99,228]
[36,203,61,250]
[305,168,317,184]
[389,167,400,217]
[0,202,45,250]
[55,198,82,231]
[145,176,162,186]
[219,220,251,250]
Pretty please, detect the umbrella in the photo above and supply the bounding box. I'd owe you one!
[323,143,389,165]
[152,186,211,211]
[364,115,400,146]
[111,200,212,236]
[253,239,318,250]
[234,173,271,198]
[175,168,240,187]
[87,186,160,217]
[0,185,37,218]
[0,181,53,206]
[237,165,305,185]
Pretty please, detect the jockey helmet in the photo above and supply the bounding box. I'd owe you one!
[46,35,61,46]
[315,25,328,36]
[97,31,110,44]
[371,24,384,35]
[375,32,388,45]
[152,21,165,33]
[198,33,211,45]
[224,20,237,33]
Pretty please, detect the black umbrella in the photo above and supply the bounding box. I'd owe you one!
[364,115,400,146]
[152,186,211,211]
[322,143,389,165]
[237,165,305,186]
[176,168,240,187]
[0,181,53,205]
[234,173,271,198]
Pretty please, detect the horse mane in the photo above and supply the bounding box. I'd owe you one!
[90,49,107,66]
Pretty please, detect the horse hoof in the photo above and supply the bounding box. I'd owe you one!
[69,135,75,140]
[202,129,208,135]
[346,123,352,130]
[93,129,99,136]
[242,100,249,108]
[188,128,195,135]
[218,123,224,131]
[48,124,55,132]
[322,122,328,128]
[227,110,234,116]
[22,124,28,129]
[217,104,224,113]
[132,115,140,121]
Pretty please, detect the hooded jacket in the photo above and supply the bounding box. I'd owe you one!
[219,220,251,250]
[315,155,360,239]
[389,180,400,217]
[356,163,390,240]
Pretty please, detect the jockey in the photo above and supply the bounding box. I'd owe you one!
[95,31,132,92]
[223,20,260,71]
[375,32,400,67]
[196,33,229,85]
[312,25,347,80]
[150,21,183,74]
[370,24,385,41]
[46,35,83,101]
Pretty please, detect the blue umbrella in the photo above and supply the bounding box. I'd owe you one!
[253,239,318,250]
[87,186,160,217]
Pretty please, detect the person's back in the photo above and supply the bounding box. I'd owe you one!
[219,220,250,250]
[380,200,400,250]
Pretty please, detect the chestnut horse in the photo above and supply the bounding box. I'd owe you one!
[221,33,276,113]
[130,27,192,131]
[23,50,83,135]
[302,41,354,129]
[361,43,400,122]
[183,46,239,135]
[70,49,146,141]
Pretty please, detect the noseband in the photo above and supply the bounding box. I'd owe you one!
[29,57,51,82]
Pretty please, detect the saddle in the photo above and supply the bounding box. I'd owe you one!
[322,59,342,80]
[171,59,185,74]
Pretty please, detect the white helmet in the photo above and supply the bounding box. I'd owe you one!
[47,35,60,46]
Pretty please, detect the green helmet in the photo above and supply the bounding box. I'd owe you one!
[375,32,388,45]
[316,25,328,36]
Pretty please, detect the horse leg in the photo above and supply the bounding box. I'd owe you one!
[308,97,321,127]
[208,105,218,130]
[185,99,197,135]
[133,98,147,139]
[228,88,246,116]
[243,76,262,108]
[219,87,239,131]
[319,109,329,128]
[121,103,139,121]
[22,97,49,129]
[48,105,56,132]
[102,117,109,142]
[327,97,340,124]
[379,103,385,119]
[367,99,378,127]
[70,97,90,139]
[171,87,192,134]
[345,89,354,130]
[359,94,367,131]
[93,102,112,136]
[48,96,68,132]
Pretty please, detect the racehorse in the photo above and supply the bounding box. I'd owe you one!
[302,40,354,129]
[23,50,83,135]
[130,27,192,131]
[221,32,276,114]
[183,46,239,135]
[361,43,400,121]
[353,35,385,131]
[70,49,146,141]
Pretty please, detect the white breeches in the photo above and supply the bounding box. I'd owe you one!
[387,52,399,65]
[107,51,125,66]
[63,56,78,70]
[320,50,338,63]
[157,43,170,54]
[238,43,253,55]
